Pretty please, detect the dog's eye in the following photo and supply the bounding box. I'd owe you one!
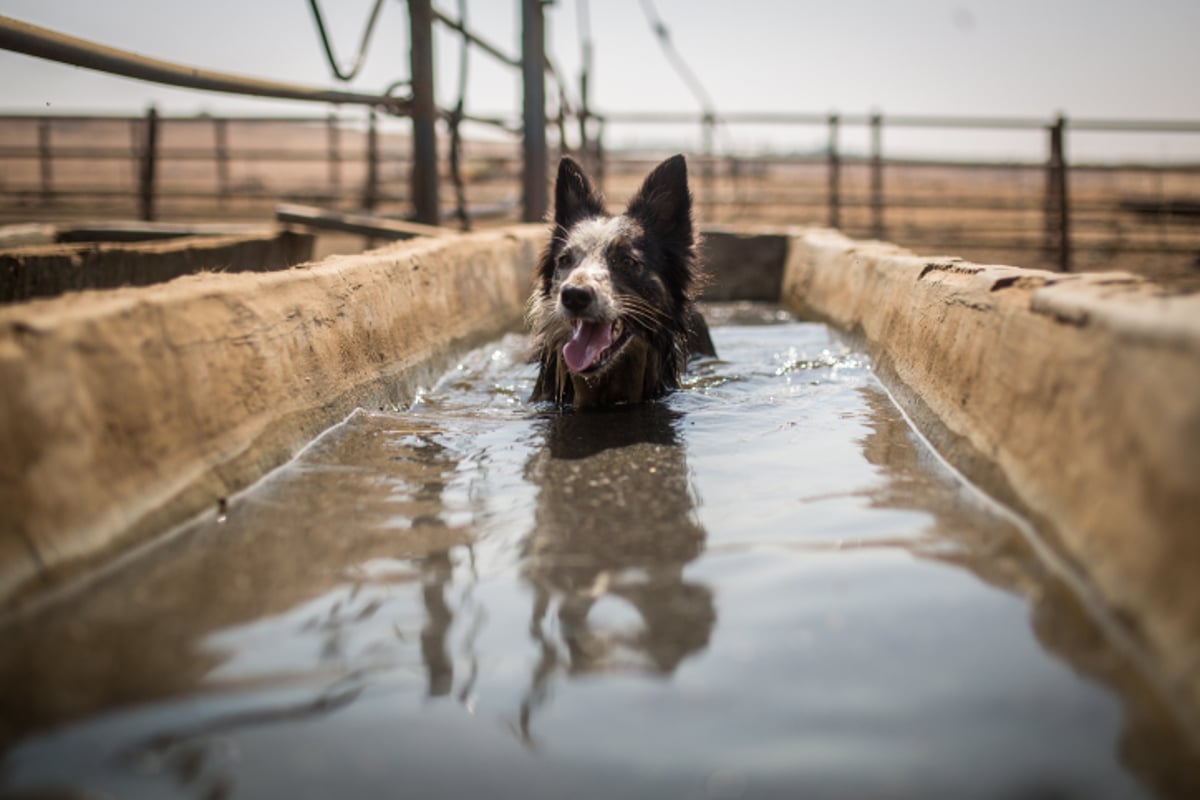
[556,252,573,271]
[620,253,638,270]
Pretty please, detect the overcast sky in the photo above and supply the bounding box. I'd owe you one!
[2,0,1198,157]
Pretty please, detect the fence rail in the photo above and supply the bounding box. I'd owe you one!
[3,107,1200,277]
[2,7,1198,277]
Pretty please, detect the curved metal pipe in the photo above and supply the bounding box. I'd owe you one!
[0,15,409,114]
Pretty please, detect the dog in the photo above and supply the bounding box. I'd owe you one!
[528,154,716,407]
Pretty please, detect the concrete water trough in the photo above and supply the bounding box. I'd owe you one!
[2,222,1199,773]
[0,222,315,304]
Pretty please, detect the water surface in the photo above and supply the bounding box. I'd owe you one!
[1,304,1194,799]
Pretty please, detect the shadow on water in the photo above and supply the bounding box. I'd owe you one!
[516,405,714,744]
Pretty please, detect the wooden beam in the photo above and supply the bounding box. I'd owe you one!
[274,203,454,240]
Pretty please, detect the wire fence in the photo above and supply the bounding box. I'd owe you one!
[2,7,1199,278]
[3,108,1199,277]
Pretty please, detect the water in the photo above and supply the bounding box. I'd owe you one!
[1,304,1195,799]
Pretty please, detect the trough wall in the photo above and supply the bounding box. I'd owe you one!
[1,230,315,303]
[2,221,1198,731]
[0,225,544,606]
[774,228,1200,728]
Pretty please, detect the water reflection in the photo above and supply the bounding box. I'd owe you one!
[517,405,715,742]
[852,385,1200,798]
[0,411,473,747]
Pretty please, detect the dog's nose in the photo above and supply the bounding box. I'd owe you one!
[560,285,594,313]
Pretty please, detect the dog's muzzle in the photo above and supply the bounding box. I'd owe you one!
[558,285,627,374]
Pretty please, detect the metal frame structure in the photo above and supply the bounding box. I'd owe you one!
[0,5,552,226]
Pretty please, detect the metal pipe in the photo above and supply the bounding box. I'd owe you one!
[431,5,520,68]
[521,0,548,222]
[407,0,441,225]
[0,15,409,113]
[306,0,386,82]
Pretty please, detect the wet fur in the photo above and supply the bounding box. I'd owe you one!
[528,154,715,407]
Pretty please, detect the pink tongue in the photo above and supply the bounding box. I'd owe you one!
[562,319,613,373]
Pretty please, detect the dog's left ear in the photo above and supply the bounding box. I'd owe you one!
[554,156,605,230]
[626,154,693,245]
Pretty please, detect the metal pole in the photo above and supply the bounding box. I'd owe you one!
[327,113,341,203]
[407,0,440,225]
[214,117,230,206]
[1055,115,1071,272]
[0,15,408,113]
[1044,115,1071,271]
[139,106,159,221]
[870,112,884,239]
[827,112,841,229]
[37,118,52,204]
[363,108,379,212]
[521,0,548,222]
[595,120,607,194]
[702,113,716,223]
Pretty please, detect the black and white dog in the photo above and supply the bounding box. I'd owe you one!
[528,154,716,407]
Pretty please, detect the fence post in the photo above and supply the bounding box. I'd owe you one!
[139,106,159,221]
[702,113,716,222]
[213,117,230,207]
[327,113,341,204]
[827,112,841,229]
[870,112,884,239]
[407,0,440,224]
[37,118,52,205]
[594,120,607,194]
[1044,115,1071,271]
[521,0,548,222]
[363,108,379,212]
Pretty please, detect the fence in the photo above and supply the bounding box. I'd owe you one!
[0,2,551,226]
[4,108,1200,277]
[586,111,1200,276]
[3,9,1199,277]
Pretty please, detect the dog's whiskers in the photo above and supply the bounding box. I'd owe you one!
[616,294,669,331]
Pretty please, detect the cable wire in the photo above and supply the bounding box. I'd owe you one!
[307,0,387,82]
[636,0,717,117]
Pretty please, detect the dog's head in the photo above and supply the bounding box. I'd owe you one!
[529,154,700,407]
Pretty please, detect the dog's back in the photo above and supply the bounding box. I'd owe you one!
[528,155,715,407]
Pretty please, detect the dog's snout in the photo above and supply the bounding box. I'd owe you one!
[560,285,594,314]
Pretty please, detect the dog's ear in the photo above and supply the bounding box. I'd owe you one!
[626,154,692,245]
[554,156,605,229]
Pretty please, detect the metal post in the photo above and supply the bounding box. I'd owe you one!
[363,108,379,212]
[1044,115,1071,271]
[129,118,141,191]
[594,120,607,194]
[521,0,548,222]
[327,112,341,203]
[408,0,440,224]
[37,118,52,204]
[702,113,716,223]
[827,112,841,229]
[869,112,884,239]
[139,106,159,221]
[214,117,230,206]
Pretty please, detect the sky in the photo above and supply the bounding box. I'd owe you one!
[2,0,1198,158]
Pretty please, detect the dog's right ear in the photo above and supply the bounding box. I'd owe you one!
[554,157,605,229]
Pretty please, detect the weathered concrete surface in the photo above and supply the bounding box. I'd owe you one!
[1,230,315,303]
[0,225,544,608]
[699,226,789,301]
[781,228,1200,723]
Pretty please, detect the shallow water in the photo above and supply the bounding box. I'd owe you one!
[1,304,1195,799]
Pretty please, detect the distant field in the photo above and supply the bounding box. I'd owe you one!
[2,116,1198,280]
